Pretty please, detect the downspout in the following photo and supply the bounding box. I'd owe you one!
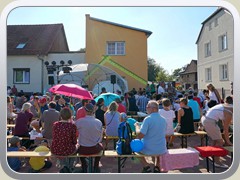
[37,55,44,94]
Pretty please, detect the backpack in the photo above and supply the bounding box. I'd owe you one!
[116,121,133,155]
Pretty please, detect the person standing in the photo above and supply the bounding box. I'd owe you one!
[201,96,233,168]
[11,85,18,96]
[150,82,156,95]
[206,83,222,104]
[136,91,149,113]
[135,100,167,173]
[75,103,103,173]
[157,82,165,95]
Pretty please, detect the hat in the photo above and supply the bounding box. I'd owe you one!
[39,97,47,104]
[85,103,94,112]
[120,112,128,120]
[9,136,21,145]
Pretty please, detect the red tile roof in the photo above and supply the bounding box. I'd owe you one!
[7,24,69,55]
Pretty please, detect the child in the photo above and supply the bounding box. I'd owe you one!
[158,98,175,148]
[7,136,26,171]
[29,140,52,173]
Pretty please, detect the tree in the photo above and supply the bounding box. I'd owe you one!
[147,57,160,82]
[171,68,183,77]
[156,66,173,82]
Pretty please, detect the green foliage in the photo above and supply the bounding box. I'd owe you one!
[147,57,183,82]
[147,57,160,82]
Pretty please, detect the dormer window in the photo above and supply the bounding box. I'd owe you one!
[16,43,26,49]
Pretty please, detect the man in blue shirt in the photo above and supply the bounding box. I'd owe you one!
[135,100,167,173]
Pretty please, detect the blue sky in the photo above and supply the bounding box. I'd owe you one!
[7,6,218,73]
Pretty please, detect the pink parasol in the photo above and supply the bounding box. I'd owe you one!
[48,84,93,100]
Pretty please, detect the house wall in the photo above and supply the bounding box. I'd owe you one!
[197,9,233,97]
[7,52,85,94]
[85,15,148,91]
[7,55,43,93]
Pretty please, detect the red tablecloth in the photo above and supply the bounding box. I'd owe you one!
[160,147,199,171]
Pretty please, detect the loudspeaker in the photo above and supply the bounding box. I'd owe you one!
[48,76,54,85]
[110,75,116,84]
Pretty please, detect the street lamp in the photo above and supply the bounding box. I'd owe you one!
[44,60,72,85]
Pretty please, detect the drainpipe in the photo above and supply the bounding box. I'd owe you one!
[37,55,44,94]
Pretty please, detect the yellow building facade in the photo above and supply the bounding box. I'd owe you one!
[85,14,152,91]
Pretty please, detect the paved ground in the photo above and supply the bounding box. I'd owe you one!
[17,134,233,174]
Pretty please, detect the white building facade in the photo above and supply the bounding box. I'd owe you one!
[196,8,233,98]
[7,52,85,94]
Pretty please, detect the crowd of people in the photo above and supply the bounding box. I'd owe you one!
[6,82,233,173]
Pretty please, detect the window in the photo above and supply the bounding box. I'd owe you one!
[219,34,228,51]
[205,68,212,82]
[205,42,211,57]
[16,43,26,49]
[107,41,125,55]
[13,68,30,84]
[219,64,228,80]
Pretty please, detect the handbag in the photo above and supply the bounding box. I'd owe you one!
[106,112,116,126]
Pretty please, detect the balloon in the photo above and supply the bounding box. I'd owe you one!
[130,139,144,152]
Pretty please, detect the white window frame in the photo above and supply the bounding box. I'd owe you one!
[204,41,211,57]
[106,41,125,55]
[219,64,228,80]
[205,67,212,82]
[219,33,228,52]
[13,68,30,84]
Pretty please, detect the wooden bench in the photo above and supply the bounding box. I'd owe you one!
[7,151,103,173]
[104,148,200,173]
[104,150,157,173]
[173,132,196,148]
[194,131,233,146]
[7,124,15,128]
[194,131,208,146]
[7,135,30,140]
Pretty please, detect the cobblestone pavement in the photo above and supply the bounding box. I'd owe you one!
[17,134,233,174]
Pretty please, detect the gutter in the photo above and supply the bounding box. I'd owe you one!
[37,54,45,94]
